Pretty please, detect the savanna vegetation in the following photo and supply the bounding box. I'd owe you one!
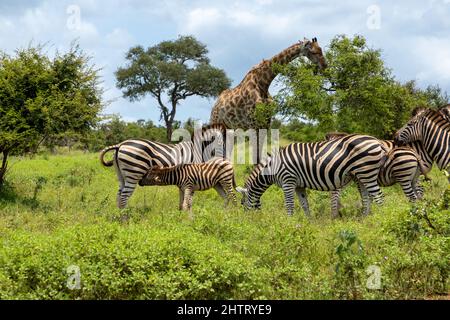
[0,153,448,299]
[0,35,449,300]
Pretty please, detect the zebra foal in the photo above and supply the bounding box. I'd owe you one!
[139,158,237,211]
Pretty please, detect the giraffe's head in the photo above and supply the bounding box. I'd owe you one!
[301,37,327,70]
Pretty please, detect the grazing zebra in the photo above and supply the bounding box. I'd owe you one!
[139,158,237,211]
[100,124,227,209]
[326,133,429,218]
[236,134,388,216]
[394,107,450,182]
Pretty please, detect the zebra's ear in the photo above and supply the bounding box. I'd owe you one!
[236,187,248,194]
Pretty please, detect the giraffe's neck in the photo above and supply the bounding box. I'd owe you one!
[246,42,305,92]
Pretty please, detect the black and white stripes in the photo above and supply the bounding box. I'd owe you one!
[139,158,237,211]
[395,107,450,174]
[325,133,430,217]
[99,124,226,209]
[237,134,388,216]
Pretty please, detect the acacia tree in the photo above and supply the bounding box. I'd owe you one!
[277,35,447,138]
[0,44,103,186]
[115,35,231,140]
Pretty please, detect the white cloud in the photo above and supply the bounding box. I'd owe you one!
[1,0,450,123]
[413,36,450,83]
[105,28,134,48]
[185,8,222,33]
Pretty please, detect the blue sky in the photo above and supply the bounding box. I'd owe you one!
[1,0,449,124]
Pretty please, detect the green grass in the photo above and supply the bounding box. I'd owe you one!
[0,151,449,299]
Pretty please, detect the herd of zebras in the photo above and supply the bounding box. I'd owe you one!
[100,105,450,217]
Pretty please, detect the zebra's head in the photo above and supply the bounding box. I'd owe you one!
[139,166,170,186]
[394,107,428,146]
[236,155,276,210]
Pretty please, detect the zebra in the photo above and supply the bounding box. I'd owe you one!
[394,107,450,183]
[99,124,227,209]
[236,134,388,216]
[439,104,450,121]
[326,133,430,218]
[139,158,237,211]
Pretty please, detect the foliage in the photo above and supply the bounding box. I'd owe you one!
[0,43,103,185]
[333,230,366,299]
[254,102,278,129]
[276,35,449,138]
[278,119,324,142]
[115,35,231,140]
[86,115,168,151]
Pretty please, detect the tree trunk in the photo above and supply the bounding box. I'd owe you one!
[0,150,9,187]
[165,121,173,142]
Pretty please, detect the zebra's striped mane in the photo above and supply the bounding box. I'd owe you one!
[190,123,227,139]
[411,106,429,117]
[438,104,450,121]
[325,132,349,141]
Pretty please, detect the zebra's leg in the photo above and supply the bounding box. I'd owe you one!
[114,159,146,209]
[295,188,310,218]
[114,161,126,209]
[214,184,231,207]
[355,181,372,216]
[399,181,418,202]
[178,189,184,210]
[221,180,238,206]
[182,187,194,212]
[355,175,384,209]
[330,189,343,219]
[412,168,426,200]
[117,180,139,209]
[282,184,296,216]
[415,174,425,200]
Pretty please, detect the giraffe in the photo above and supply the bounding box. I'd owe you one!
[209,38,327,163]
[210,38,327,131]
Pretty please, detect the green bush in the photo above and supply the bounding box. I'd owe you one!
[0,223,269,299]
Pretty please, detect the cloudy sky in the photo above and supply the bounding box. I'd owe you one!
[1,0,449,124]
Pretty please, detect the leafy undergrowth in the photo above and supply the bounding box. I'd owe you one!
[0,153,448,299]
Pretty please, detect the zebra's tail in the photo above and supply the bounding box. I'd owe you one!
[232,171,237,189]
[100,145,120,167]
